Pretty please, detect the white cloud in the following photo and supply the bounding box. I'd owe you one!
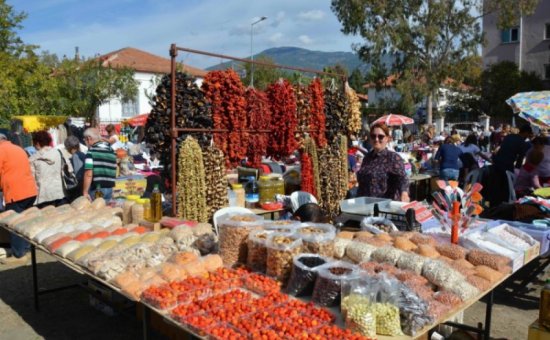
[298,9,325,21]
[270,11,286,28]
[269,32,284,43]
[298,35,313,45]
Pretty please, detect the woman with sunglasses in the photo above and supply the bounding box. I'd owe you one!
[356,123,410,202]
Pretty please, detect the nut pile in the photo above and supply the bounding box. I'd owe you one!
[246,230,272,273]
[373,303,402,336]
[202,145,228,220]
[343,294,376,338]
[218,215,262,267]
[266,234,303,283]
[176,136,208,222]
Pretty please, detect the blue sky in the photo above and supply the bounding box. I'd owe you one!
[12,0,361,69]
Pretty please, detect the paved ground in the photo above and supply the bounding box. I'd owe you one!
[0,251,545,340]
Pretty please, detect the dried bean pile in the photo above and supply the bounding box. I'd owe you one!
[467,249,511,273]
[266,79,298,159]
[202,69,248,167]
[177,136,208,222]
[324,87,347,144]
[308,78,327,147]
[345,82,362,135]
[202,145,228,219]
[145,72,213,165]
[245,88,271,168]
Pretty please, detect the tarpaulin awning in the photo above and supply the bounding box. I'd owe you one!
[123,113,149,127]
[12,115,68,133]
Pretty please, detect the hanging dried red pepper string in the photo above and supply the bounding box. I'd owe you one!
[308,78,327,148]
[300,152,316,197]
[202,70,248,167]
[245,88,271,168]
[266,79,298,159]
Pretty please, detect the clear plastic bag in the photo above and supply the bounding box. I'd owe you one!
[295,223,336,257]
[361,216,398,234]
[246,229,275,272]
[341,277,377,338]
[396,252,426,274]
[422,259,464,287]
[312,261,360,307]
[218,213,264,266]
[334,237,352,258]
[345,240,377,263]
[373,274,404,336]
[262,219,300,233]
[398,283,432,336]
[266,233,302,283]
[285,253,329,296]
[371,246,405,266]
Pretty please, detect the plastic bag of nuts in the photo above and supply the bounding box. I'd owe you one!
[266,233,303,283]
[312,261,360,307]
[295,223,336,257]
[286,253,329,296]
[262,220,301,233]
[466,249,511,273]
[246,229,275,272]
[218,213,263,267]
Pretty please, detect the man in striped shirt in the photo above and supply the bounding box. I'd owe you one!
[82,128,117,201]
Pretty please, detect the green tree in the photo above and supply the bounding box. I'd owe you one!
[241,55,284,90]
[331,0,538,125]
[321,63,348,90]
[480,61,543,122]
[348,68,366,94]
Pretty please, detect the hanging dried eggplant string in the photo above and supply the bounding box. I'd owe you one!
[308,78,327,148]
[300,152,316,197]
[266,79,298,159]
[177,136,208,222]
[202,70,248,167]
[202,145,228,220]
[318,144,341,222]
[345,82,362,135]
[304,136,321,204]
[245,88,271,168]
[294,83,310,148]
[339,135,349,198]
[324,86,348,144]
[145,72,213,169]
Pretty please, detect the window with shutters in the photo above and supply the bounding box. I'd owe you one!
[121,95,139,118]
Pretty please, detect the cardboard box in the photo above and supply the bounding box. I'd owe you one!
[528,319,550,340]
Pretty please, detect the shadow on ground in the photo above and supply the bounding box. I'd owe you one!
[0,259,166,340]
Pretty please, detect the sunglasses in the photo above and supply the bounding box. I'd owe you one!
[370,134,386,140]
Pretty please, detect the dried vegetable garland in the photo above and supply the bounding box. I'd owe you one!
[304,136,321,204]
[339,135,350,197]
[245,88,271,168]
[308,78,327,148]
[345,82,362,135]
[202,145,228,220]
[324,87,348,144]
[300,153,316,197]
[202,69,248,167]
[318,140,348,221]
[145,72,213,166]
[177,136,208,222]
[294,84,310,148]
[266,79,298,159]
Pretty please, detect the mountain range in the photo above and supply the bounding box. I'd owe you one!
[206,46,370,74]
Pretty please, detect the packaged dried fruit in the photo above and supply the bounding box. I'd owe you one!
[218,213,263,267]
[266,233,303,283]
[286,253,329,296]
[295,223,336,257]
[246,229,275,273]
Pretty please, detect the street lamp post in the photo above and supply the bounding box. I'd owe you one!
[250,16,267,87]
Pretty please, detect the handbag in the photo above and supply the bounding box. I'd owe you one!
[58,150,79,191]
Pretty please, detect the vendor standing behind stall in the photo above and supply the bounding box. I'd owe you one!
[82,128,117,201]
[357,123,410,202]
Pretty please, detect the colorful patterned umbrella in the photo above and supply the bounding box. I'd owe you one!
[506,91,550,128]
[371,113,414,126]
[123,113,149,126]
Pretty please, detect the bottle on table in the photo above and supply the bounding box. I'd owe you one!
[150,184,162,222]
[258,175,275,204]
[94,184,103,199]
[244,176,259,209]
[540,279,550,329]
[230,183,245,207]
[140,198,151,221]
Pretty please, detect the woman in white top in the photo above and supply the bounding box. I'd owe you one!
[29,131,65,207]
[105,124,119,145]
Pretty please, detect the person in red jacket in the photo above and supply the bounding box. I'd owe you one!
[0,133,37,264]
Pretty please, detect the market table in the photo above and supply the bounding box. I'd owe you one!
[409,173,432,201]
[250,207,285,220]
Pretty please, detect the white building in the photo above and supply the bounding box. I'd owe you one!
[97,47,207,124]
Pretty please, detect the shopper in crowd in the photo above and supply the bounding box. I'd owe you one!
[525,136,550,186]
[0,133,37,264]
[105,124,119,145]
[392,126,403,144]
[29,131,65,208]
[434,135,463,181]
[82,128,117,201]
[64,136,87,202]
[487,124,533,206]
[357,123,410,202]
[515,148,543,198]
[292,203,328,223]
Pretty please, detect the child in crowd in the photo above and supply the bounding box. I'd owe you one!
[515,149,544,197]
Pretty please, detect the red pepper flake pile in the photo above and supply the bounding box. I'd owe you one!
[202,69,248,167]
[245,88,271,168]
[308,78,327,148]
[266,79,298,159]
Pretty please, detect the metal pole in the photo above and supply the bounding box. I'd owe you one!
[170,44,178,217]
[250,16,267,87]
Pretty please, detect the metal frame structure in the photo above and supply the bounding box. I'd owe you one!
[168,44,347,216]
